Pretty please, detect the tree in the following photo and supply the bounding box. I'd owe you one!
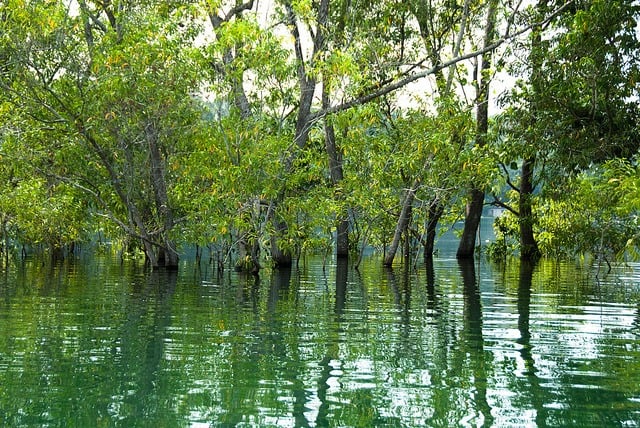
[0,0,205,268]
[492,0,640,260]
[380,0,474,266]
[3,0,619,270]
[535,159,640,267]
[456,0,499,259]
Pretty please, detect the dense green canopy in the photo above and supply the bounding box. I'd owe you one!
[1,0,638,269]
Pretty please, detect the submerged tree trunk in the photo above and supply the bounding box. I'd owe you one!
[518,0,545,262]
[263,1,326,267]
[424,199,444,259]
[270,216,293,267]
[335,216,349,258]
[457,188,485,258]
[146,122,179,269]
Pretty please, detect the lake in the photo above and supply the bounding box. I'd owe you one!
[0,252,639,427]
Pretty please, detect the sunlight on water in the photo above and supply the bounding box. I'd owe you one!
[0,255,639,427]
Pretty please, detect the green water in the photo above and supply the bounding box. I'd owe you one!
[0,255,639,427]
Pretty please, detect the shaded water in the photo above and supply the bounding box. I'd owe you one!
[0,255,639,427]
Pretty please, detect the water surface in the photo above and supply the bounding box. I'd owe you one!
[0,255,639,427]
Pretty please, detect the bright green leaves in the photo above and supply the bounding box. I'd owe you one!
[0,131,90,252]
[0,0,209,264]
[488,0,640,261]
[534,159,640,261]
[289,0,314,23]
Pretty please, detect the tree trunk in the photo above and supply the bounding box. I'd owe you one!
[519,157,540,260]
[517,0,546,262]
[457,0,497,259]
[383,186,416,266]
[457,188,485,258]
[267,0,329,266]
[323,83,349,259]
[146,122,179,269]
[335,216,349,258]
[424,199,444,258]
[270,217,292,267]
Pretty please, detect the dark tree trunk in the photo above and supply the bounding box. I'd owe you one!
[336,216,349,258]
[50,244,65,262]
[457,188,485,258]
[79,127,162,268]
[270,217,292,267]
[146,123,179,269]
[323,83,349,259]
[519,157,540,260]
[268,0,330,266]
[424,200,444,258]
[517,0,546,262]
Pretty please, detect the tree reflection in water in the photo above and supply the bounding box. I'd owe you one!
[1,256,639,426]
[316,258,347,427]
[517,260,546,426]
[459,259,494,427]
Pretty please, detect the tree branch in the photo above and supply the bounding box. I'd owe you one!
[77,0,108,33]
[499,162,521,192]
[490,195,519,217]
[42,170,170,249]
[209,0,255,29]
[314,0,576,120]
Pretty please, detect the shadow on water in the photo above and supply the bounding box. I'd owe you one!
[3,255,640,426]
[425,257,438,311]
[334,257,347,318]
[384,262,412,340]
[270,266,311,428]
[635,300,640,336]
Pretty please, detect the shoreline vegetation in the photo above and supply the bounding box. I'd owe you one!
[1,0,639,272]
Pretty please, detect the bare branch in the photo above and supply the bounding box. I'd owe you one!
[445,0,473,93]
[77,0,108,33]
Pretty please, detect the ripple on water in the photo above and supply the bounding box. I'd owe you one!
[1,256,639,427]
